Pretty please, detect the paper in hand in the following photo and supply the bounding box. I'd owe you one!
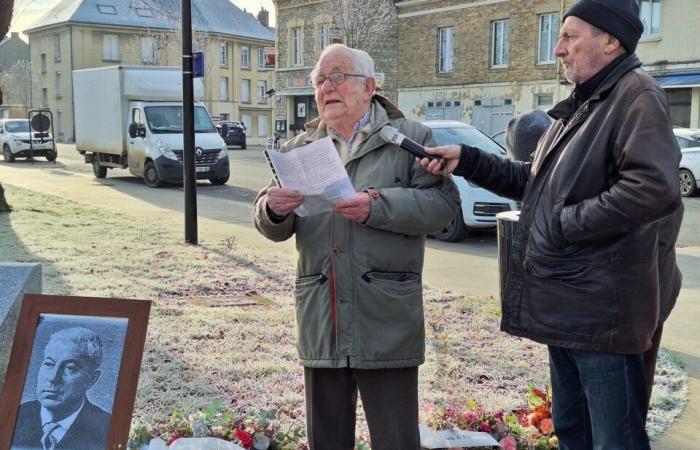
[264,137,356,216]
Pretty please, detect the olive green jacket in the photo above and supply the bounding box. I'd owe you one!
[253,96,460,368]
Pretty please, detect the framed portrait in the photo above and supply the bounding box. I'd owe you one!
[0,294,151,450]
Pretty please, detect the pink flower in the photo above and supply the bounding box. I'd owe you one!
[479,422,492,433]
[166,432,182,445]
[235,428,253,449]
[499,436,517,450]
[539,418,554,435]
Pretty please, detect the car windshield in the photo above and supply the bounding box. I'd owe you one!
[145,106,216,134]
[4,120,30,133]
[430,125,506,156]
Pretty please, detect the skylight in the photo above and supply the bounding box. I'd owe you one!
[97,4,118,15]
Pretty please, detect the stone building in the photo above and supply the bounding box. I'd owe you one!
[637,0,700,128]
[396,0,576,135]
[396,0,700,134]
[0,32,31,118]
[272,0,398,140]
[23,0,275,144]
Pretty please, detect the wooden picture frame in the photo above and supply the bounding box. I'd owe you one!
[0,294,151,450]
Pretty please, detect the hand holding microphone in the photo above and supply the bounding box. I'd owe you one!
[379,125,461,175]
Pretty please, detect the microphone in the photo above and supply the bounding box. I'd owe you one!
[379,125,440,161]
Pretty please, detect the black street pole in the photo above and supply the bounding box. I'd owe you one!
[181,0,197,244]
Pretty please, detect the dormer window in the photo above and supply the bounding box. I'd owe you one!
[135,7,153,17]
[97,4,117,15]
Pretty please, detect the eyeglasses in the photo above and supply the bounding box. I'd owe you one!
[311,72,367,88]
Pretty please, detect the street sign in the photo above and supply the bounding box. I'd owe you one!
[193,51,204,78]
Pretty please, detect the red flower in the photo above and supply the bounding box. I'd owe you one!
[235,428,254,449]
[166,432,182,445]
[479,422,492,433]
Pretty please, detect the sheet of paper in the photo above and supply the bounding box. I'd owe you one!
[419,424,500,448]
[266,137,356,217]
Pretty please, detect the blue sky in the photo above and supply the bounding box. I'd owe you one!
[9,0,276,37]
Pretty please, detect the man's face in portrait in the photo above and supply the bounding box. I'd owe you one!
[35,339,100,415]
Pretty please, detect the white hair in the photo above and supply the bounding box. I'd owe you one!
[310,44,376,83]
[47,327,104,369]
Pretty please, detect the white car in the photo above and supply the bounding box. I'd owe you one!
[423,120,518,242]
[674,127,700,197]
[0,119,56,162]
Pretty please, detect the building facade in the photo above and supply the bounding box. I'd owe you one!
[636,0,700,129]
[396,0,575,135]
[0,32,31,118]
[24,0,275,144]
[272,0,398,140]
[396,0,700,134]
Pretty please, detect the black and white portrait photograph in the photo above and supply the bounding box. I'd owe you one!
[10,313,128,450]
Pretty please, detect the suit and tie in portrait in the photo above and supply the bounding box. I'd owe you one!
[11,327,111,450]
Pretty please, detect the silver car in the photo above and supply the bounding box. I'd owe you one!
[423,120,518,242]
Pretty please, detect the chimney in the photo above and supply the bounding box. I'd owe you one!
[257,7,269,28]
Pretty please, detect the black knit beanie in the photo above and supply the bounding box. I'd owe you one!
[564,0,644,53]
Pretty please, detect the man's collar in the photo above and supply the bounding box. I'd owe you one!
[41,398,86,441]
[330,105,372,145]
[575,53,628,102]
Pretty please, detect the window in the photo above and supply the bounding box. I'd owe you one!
[437,27,454,73]
[257,80,267,102]
[135,7,153,17]
[258,114,268,137]
[54,34,61,61]
[132,108,143,127]
[103,34,120,60]
[220,113,229,121]
[42,88,48,108]
[241,45,250,68]
[639,0,661,37]
[538,13,558,64]
[319,24,342,50]
[40,54,47,73]
[219,42,228,66]
[241,79,251,103]
[292,27,303,66]
[141,37,156,63]
[491,19,509,68]
[535,94,553,110]
[55,72,62,96]
[241,114,252,132]
[220,77,229,101]
[258,48,265,69]
[97,4,117,14]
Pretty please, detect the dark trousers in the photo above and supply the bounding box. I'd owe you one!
[548,346,650,450]
[303,366,420,450]
[642,325,664,413]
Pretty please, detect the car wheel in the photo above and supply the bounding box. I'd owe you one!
[143,160,163,188]
[433,207,467,242]
[209,172,230,185]
[45,148,57,162]
[680,169,697,197]
[241,139,246,150]
[92,155,107,178]
[3,144,15,162]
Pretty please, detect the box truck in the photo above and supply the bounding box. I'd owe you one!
[72,65,229,187]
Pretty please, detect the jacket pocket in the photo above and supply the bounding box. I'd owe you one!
[355,271,424,363]
[294,273,334,361]
[523,253,612,339]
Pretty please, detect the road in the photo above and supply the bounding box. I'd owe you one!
[1,145,699,449]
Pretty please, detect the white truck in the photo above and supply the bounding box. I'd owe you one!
[73,65,229,187]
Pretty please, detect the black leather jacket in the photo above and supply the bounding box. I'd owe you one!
[456,54,681,353]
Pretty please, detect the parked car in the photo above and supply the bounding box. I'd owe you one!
[674,127,700,197]
[0,118,56,162]
[423,120,518,242]
[491,129,506,147]
[217,121,247,149]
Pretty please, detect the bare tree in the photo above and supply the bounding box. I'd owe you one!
[1,0,14,213]
[329,0,396,52]
[0,60,31,112]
